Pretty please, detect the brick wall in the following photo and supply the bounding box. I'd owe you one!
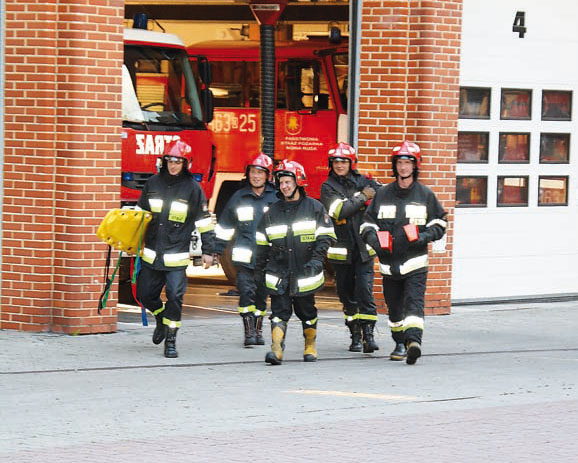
[2,0,124,332]
[357,0,462,315]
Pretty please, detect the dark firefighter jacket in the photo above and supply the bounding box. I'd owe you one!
[360,180,447,279]
[255,193,336,297]
[320,170,381,265]
[137,169,215,271]
[214,182,278,269]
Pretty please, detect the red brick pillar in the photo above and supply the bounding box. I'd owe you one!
[357,1,462,314]
[2,0,124,332]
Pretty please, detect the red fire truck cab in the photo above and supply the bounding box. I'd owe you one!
[122,26,216,206]
[187,37,349,216]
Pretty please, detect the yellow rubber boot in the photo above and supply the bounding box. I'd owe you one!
[265,320,287,365]
[303,327,317,362]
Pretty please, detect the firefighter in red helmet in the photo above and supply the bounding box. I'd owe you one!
[256,160,336,365]
[320,142,382,353]
[214,153,278,347]
[361,141,447,364]
[136,138,216,358]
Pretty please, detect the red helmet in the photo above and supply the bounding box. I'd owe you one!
[274,159,307,187]
[328,142,357,170]
[164,139,193,169]
[246,153,274,176]
[391,141,421,178]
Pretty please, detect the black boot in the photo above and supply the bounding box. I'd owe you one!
[362,323,379,353]
[390,343,406,361]
[242,314,257,347]
[406,341,422,365]
[164,327,179,358]
[346,320,362,352]
[254,316,265,345]
[152,314,166,345]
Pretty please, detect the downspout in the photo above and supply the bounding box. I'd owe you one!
[248,0,288,161]
[348,0,362,148]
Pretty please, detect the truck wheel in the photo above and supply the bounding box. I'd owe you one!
[220,244,237,286]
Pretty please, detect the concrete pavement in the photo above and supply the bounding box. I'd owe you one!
[1,295,577,462]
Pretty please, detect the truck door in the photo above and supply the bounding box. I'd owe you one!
[276,59,338,199]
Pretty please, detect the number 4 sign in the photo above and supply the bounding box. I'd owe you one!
[513,11,527,38]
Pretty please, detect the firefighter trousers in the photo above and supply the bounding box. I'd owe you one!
[270,293,317,327]
[236,265,268,316]
[137,265,187,325]
[334,252,377,324]
[382,272,427,345]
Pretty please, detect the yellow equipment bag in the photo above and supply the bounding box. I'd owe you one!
[96,208,152,255]
[96,209,152,317]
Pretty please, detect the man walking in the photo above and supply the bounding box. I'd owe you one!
[361,141,447,364]
[136,139,215,358]
[256,160,335,365]
[320,142,382,353]
[215,153,278,346]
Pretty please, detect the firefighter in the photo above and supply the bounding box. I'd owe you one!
[256,160,335,365]
[320,142,382,353]
[214,153,278,347]
[136,139,215,358]
[360,141,447,364]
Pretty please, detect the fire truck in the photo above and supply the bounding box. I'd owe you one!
[187,36,349,218]
[122,18,216,206]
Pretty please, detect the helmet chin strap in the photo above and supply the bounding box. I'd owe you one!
[399,173,413,180]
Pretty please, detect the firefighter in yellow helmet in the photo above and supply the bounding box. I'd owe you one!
[136,139,215,358]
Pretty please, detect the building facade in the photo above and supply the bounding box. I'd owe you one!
[2,0,574,332]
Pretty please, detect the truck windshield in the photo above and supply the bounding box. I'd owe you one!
[123,45,204,127]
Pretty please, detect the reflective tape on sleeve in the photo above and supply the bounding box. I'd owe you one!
[149,198,163,213]
[378,262,392,275]
[163,252,190,267]
[297,271,324,293]
[426,218,447,229]
[399,254,428,275]
[360,222,379,234]
[315,225,336,239]
[327,246,348,261]
[265,273,280,290]
[215,224,235,241]
[256,231,269,246]
[142,247,156,264]
[328,199,345,220]
[195,216,214,233]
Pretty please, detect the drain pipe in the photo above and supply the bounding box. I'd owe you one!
[248,0,288,160]
[348,0,362,148]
